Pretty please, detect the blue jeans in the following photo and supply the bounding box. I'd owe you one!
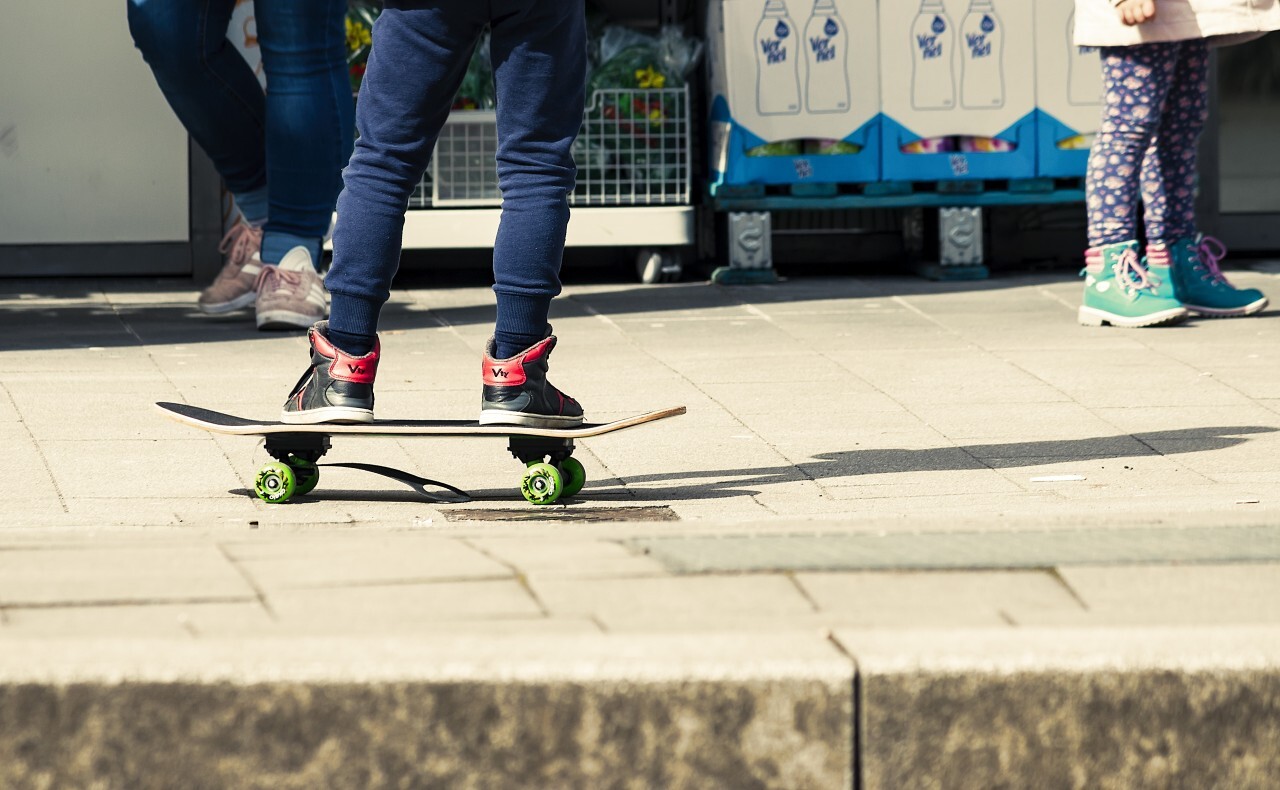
[324,0,586,354]
[127,0,354,264]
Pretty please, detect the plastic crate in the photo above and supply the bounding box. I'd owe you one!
[408,86,691,209]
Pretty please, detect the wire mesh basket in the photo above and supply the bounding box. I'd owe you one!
[409,86,690,209]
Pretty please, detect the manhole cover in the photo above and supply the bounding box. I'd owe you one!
[444,506,678,523]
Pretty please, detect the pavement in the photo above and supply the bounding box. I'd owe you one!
[3,263,1280,788]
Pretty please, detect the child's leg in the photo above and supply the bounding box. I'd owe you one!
[322,4,487,354]
[487,2,587,359]
[1139,39,1210,244]
[1086,44,1181,247]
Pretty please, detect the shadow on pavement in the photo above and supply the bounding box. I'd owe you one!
[228,426,1275,506]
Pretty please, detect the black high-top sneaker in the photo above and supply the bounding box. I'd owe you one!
[480,333,584,428]
[281,321,378,424]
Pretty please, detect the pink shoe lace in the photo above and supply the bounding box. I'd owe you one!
[1112,248,1158,295]
[254,263,304,295]
[217,223,263,272]
[1195,235,1230,285]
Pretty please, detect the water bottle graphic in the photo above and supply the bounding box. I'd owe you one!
[960,0,1004,109]
[1067,11,1103,105]
[911,0,955,111]
[804,0,850,114]
[757,0,802,116]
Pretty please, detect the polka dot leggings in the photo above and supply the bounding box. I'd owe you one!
[1086,40,1209,247]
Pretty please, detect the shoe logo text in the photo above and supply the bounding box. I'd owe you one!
[348,364,365,375]
[490,368,509,379]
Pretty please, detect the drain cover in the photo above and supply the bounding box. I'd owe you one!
[627,525,1280,573]
[444,506,678,523]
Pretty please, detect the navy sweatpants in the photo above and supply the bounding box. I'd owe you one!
[325,1,586,357]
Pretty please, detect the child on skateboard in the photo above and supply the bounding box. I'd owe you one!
[281,1,586,428]
[1075,0,1276,327]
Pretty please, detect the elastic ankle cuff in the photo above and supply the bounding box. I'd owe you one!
[329,294,383,345]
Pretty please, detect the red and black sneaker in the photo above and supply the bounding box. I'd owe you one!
[280,321,378,424]
[480,333,584,428]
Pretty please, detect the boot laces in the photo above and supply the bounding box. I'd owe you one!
[217,223,263,273]
[1112,248,1156,296]
[1194,235,1229,285]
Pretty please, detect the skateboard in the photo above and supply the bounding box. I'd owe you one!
[156,402,685,506]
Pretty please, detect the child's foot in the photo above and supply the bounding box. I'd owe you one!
[480,333,584,428]
[1079,240,1188,328]
[1165,236,1268,318]
[197,221,264,314]
[255,247,329,331]
[280,321,378,424]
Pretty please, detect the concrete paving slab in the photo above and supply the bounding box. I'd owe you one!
[466,536,669,579]
[0,543,253,606]
[0,601,273,638]
[222,534,513,590]
[39,439,241,500]
[532,575,819,631]
[266,579,543,629]
[1040,563,1280,626]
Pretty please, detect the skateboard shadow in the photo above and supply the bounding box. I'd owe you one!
[606,425,1279,501]
[233,425,1274,505]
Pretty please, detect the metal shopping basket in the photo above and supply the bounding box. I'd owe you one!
[410,86,691,208]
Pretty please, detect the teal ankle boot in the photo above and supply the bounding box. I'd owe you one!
[1079,240,1188,328]
[1159,235,1268,318]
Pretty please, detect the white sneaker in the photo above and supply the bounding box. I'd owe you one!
[197,222,264,314]
[254,247,328,330]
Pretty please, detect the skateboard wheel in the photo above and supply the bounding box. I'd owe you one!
[255,461,297,504]
[559,457,586,498]
[521,462,563,505]
[287,456,320,496]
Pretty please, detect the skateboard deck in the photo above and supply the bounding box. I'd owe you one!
[156,402,685,505]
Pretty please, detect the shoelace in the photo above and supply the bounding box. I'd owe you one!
[217,223,263,273]
[1112,248,1157,295]
[1195,235,1229,285]
[254,263,304,295]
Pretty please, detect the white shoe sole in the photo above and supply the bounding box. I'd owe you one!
[258,309,325,331]
[280,406,374,425]
[478,410,585,429]
[1078,305,1188,328]
[198,291,256,315]
[1185,296,1269,318]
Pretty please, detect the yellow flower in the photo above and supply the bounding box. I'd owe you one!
[346,18,371,54]
[634,66,666,89]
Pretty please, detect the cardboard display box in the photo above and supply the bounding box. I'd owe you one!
[707,0,881,189]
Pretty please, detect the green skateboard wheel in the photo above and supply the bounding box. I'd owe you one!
[287,456,320,496]
[521,462,563,505]
[255,461,296,504]
[559,457,586,498]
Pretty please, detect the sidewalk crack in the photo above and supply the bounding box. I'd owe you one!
[457,538,550,616]
[216,543,278,622]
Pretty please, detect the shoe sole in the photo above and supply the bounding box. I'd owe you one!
[198,291,257,315]
[479,410,585,429]
[258,309,326,331]
[1078,305,1189,328]
[1185,296,1269,318]
[280,406,374,425]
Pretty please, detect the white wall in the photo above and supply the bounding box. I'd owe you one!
[0,3,189,244]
